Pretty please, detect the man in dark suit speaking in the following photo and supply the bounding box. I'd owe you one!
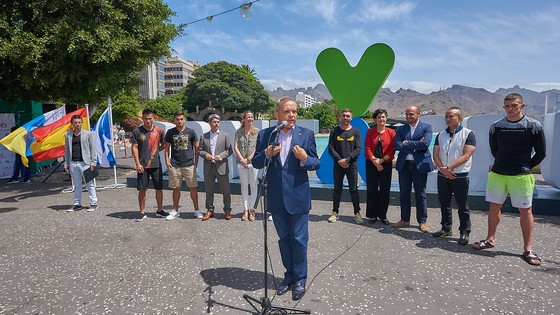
[253,97,320,301]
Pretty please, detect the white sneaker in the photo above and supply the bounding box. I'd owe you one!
[194,210,204,219]
[268,215,273,221]
[166,210,180,221]
[327,212,339,223]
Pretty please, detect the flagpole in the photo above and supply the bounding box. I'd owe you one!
[106,96,126,189]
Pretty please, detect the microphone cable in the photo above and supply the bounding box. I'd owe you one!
[292,224,369,308]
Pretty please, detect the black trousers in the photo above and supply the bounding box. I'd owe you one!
[437,175,471,233]
[332,163,360,213]
[365,161,392,219]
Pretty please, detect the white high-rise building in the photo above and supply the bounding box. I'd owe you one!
[164,57,199,96]
[138,57,166,100]
[295,92,319,108]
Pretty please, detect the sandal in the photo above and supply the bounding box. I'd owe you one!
[472,239,495,250]
[241,211,248,221]
[522,251,542,266]
[249,209,256,221]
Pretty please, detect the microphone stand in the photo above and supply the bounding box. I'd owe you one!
[243,129,310,314]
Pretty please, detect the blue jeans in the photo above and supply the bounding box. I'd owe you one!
[70,161,97,206]
[398,162,428,223]
[11,154,31,181]
[272,203,309,286]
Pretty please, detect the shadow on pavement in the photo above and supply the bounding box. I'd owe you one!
[49,205,75,211]
[202,285,254,314]
[106,211,143,220]
[0,188,62,203]
[0,207,18,214]
[200,267,282,291]
[374,223,560,270]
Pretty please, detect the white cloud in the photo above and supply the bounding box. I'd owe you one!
[286,0,338,24]
[261,78,323,91]
[528,82,560,92]
[352,1,415,23]
[385,79,441,94]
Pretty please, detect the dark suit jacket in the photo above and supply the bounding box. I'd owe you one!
[394,121,434,174]
[253,125,321,215]
[198,131,232,176]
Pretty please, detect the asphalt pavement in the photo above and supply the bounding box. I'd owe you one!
[1,157,559,314]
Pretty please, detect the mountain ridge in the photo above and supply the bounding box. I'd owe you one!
[269,84,559,119]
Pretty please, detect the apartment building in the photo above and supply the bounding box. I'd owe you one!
[295,91,319,108]
[138,58,166,100]
[164,57,199,96]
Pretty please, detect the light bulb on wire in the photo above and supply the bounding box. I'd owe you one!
[184,0,261,26]
[240,3,253,19]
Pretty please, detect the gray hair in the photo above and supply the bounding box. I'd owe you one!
[275,97,296,112]
[208,114,220,122]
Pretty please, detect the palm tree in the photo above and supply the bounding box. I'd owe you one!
[241,64,256,75]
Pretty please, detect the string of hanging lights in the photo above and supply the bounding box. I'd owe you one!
[184,0,261,26]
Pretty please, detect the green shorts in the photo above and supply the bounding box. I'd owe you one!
[485,171,535,208]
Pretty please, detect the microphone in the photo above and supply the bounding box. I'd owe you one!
[272,121,287,133]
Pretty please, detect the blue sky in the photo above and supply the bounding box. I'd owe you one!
[165,0,560,94]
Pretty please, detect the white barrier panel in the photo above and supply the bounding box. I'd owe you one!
[0,113,15,179]
[421,115,446,134]
[153,121,175,175]
[253,120,270,131]
[422,115,446,191]
[184,121,210,180]
[463,114,503,192]
[541,112,560,189]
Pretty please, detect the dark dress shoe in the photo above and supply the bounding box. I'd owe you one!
[381,218,390,225]
[277,281,292,295]
[292,283,305,300]
[458,233,469,246]
[369,218,378,224]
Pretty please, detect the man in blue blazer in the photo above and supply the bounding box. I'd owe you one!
[394,106,434,233]
[253,97,320,301]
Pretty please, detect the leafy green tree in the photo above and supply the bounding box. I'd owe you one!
[91,88,141,125]
[0,0,182,104]
[303,100,338,130]
[143,93,186,121]
[184,61,272,115]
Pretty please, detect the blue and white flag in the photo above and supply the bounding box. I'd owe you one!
[93,107,116,167]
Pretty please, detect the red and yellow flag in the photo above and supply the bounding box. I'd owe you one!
[30,108,88,162]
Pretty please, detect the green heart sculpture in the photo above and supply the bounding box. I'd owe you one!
[316,43,395,115]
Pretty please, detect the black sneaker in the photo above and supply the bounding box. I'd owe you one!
[136,213,147,222]
[87,205,98,212]
[458,233,469,246]
[432,229,453,238]
[156,210,170,218]
[68,205,83,212]
[7,179,18,184]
